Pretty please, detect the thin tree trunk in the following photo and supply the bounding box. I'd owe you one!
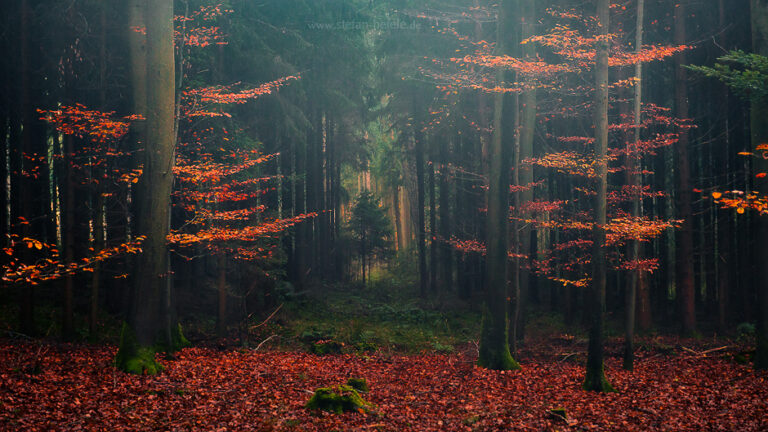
[674,0,696,336]
[439,139,453,292]
[624,0,645,372]
[516,0,537,343]
[414,117,428,298]
[394,188,402,251]
[217,254,227,337]
[429,142,437,292]
[90,1,109,339]
[18,0,36,337]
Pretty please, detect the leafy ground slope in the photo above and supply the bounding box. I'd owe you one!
[1,339,766,431]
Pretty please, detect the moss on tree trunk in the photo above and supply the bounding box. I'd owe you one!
[114,322,164,375]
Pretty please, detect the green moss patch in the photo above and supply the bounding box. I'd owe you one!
[306,385,371,414]
[310,340,344,355]
[114,322,164,375]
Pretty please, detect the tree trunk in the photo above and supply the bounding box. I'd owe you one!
[116,0,180,374]
[217,254,227,337]
[624,0,645,372]
[414,115,428,298]
[439,139,453,292]
[90,2,109,339]
[674,0,696,336]
[516,0,538,344]
[584,0,614,392]
[477,0,520,371]
[18,0,36,337]
[429,141,437,292]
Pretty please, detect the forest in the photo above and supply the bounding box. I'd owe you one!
[1,0,767,430]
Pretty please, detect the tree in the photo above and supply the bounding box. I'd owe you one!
[348,191,392,284]
[583,0,615,393]
[477,0,521,371]
[624,0,646,372]
[674,0,696,337]
[115,0,178,375]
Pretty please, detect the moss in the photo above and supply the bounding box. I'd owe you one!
[311,340,344,355]
[548,408,568,419]
[354,342,378,353]
[582,365,616,393]
[170,323,191,351]
[114,322,164,375]
[477,345,521,371]
[305,385,370,414]
[346,377,369,392]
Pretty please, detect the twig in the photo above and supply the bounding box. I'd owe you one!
[681,345,732,356]
[559,352,584,363]
[699,345,732,355]
[249,304,283,330]
[253,334,277,352]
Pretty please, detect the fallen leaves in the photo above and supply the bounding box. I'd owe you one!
[0,340,766,431]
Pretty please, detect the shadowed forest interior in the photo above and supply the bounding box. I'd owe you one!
[1,0,768,430]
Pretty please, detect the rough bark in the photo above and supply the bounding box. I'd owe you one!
[116,0,180,374]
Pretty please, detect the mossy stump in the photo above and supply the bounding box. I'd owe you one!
[306,385,370,414]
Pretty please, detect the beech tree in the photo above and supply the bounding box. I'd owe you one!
[116,0,178,374]
[583,0,614,393]
[477,0,520,371]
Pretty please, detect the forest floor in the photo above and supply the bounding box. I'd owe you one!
[1,335,766,431]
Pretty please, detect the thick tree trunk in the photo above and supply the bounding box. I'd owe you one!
[674,0,696,336]
[477,0,520,371]
[116,0,180,374]
[584,0,614,392]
